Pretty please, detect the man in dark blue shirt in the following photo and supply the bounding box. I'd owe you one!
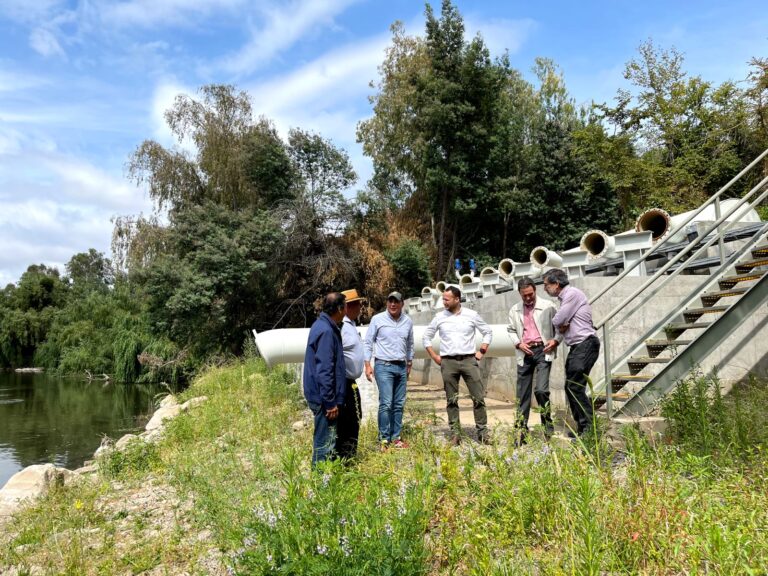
[303,292,347,466]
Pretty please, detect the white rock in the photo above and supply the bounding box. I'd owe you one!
[159,394,178,408]
[292,420,306,431]
[180,396,208,411]
[145,404,183,431]
[0,464,71,516]
[115,434,140,450]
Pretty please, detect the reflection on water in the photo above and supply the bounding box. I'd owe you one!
[0,371,176,488]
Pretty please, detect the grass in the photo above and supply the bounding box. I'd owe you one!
[2,359,768,574]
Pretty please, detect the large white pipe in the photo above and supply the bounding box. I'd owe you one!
[530,246,563,269]
[435,280,459,293]
[636,199,761,243]
[253,325,518,366]
[497,259,516,280]
[580,229,618,260]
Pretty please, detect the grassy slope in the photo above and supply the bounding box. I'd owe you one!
[2,358,768,575]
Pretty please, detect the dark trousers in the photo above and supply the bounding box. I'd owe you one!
[441,356,487,436]
[564,335,600,434]
[516,346,553,433]
[335,378,362,459]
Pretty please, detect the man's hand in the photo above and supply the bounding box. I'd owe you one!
[365,364,373,381]
[326,406,339,420]
[543,339,558,354]
[426,348,441,366]
[406,362,412,376]
[517,342,533,356]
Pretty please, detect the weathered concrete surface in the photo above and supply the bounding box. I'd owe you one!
[408,275,768,413]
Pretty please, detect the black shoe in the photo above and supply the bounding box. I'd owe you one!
[449,435,461,447]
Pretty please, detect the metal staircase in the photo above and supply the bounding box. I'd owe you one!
[589,148,768,418]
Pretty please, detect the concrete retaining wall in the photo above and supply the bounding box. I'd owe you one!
[407,276,768,411]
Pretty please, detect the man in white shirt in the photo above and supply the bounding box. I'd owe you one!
[336,288,366,459]
[507,277,561,443]
[423,286,493,445]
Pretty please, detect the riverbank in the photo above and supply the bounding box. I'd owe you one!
[2,358,768,574]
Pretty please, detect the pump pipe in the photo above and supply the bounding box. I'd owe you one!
[253,325,518,367]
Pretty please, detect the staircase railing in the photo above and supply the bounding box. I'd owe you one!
[587,147,768,417]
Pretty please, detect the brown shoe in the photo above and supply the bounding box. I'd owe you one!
[449,435,461,447]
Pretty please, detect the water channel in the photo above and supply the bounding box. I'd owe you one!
[0,371,174,488]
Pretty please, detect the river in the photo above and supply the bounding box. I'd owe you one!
[0,371,175,488]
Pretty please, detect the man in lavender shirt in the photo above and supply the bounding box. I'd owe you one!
[542,268,601,436]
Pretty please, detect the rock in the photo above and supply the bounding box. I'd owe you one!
[145,404,183,431]
[159,394,178,408]
[143,428,164,443]
[0,464,72,516]
[115,434,140,451]
[73,463,98,475]
[180,396,208,411]
[292,420,306,431]
[94,437,114,459]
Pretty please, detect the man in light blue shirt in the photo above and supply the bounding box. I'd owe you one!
[336,288,365,460]
[364,291,414,450]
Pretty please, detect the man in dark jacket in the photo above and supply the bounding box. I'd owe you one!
[303,292,347,466]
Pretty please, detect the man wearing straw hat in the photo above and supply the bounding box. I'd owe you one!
[336,288,365,459]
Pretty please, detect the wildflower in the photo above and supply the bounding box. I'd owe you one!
[399,480,408,498]
[339,516,348,527]
[243,536,256,547]
[307,488,315,499]
[339,535,352,557]
[316,544,328,555]
[384,523,394,537]
[377,490,390,506]
[226,566,237,576]
[541,444,550,456]
[74,499,83,510]
[322,473,331,488]
[398,504,407,517]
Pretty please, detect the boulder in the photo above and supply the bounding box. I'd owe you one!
[159,394,179,408]
[115,434,140,450]
[180,396,208,411]
[145,404,183,431]
[0,464,73,516]
[292,420,306,432]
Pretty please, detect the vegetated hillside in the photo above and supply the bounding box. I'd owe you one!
[2,358,767,575]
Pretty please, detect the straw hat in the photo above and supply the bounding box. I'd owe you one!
[341,288,363,303]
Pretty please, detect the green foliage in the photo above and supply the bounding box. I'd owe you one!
[98,438,163,478]
[386,238,433,297]
[661,372,768,460]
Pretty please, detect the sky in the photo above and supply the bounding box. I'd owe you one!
[1,0,766,287]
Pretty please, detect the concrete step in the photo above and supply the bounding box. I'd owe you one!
[627,356,671,375]
[645,339,693,357]
[735,258,768,274]
[751,244,768,258]
[683,305,729,323]
[719,271,766,289]
[700,287,747,306]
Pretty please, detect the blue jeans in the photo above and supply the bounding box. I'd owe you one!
[308,402,337,466]
[374,361,407,443]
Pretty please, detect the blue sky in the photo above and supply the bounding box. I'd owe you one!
[1,0,766,286]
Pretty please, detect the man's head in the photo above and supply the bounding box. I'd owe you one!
[342,288,364,321]
[542,269,569,297]
[442,286,462,312]
[386,291,404,318]
[322,292,346,324]
[517,276,537,307]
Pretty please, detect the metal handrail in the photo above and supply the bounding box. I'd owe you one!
[588,147,768,306]
[596,174,768,332]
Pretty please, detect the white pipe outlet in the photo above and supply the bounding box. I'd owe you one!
[497,258,516,279]
[435,281,459,293]
[580,229,618,260]
[530,246,563,268]
[513,261,542,278]
[253,324,519,366]
[636,199,761,244]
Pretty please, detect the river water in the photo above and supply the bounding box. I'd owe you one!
[0,371,174,488]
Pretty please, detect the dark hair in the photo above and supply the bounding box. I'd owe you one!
[444,286,461,299]
[517,276,536,291]
[542,268,569,287]
[322,292,346,315]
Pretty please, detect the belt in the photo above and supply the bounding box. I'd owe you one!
[441,354,474,360]
[378,359,406,366]
[527,341,544,348]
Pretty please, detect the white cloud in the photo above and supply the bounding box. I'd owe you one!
[29,27,67,59]
[98,0,245,29]
[0,68,49,92]
[464,17,537,58]
[217,0,361,76]
[0,0,65,24]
